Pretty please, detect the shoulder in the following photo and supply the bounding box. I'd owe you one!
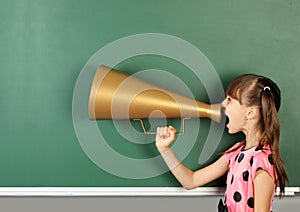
[250,146,275,180]
[252,146,273,166]
[223,141,245,163]
[227,141,245,152]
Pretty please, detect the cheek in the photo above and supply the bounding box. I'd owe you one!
[227,117,241,134]
[227,111,243,126]
[226,107,237,119]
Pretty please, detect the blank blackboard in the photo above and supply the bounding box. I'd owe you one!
[0,0,299,189]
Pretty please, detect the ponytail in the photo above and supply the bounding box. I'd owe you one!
[260,84,289,198]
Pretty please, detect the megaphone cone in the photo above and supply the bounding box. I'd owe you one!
[89,65,222,123]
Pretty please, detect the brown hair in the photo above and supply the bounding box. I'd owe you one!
[226,74,288,197]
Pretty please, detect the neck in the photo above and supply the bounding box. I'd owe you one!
[243,128,261,150]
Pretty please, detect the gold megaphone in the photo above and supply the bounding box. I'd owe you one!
[88,65,222,133]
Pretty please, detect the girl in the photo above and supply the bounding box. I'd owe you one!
[156,74,288,212]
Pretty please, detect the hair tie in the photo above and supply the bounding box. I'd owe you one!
[264,86,270,91]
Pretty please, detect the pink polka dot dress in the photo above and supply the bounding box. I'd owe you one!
[223,142,276,212]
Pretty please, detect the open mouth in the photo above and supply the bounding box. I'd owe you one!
[226,116,229,125]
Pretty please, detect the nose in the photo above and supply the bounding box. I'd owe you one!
[221,98,226,108]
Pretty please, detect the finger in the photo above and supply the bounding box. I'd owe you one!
[168,125,176,133]
[156,127,160,139]
[158,127,162,136]
[167,126,176,139]
[163,126,168,137]
[165,126,171,138]
[158,127,164,139]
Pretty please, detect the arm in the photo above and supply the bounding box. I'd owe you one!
[253,170,275,212]
[156,126,229,190]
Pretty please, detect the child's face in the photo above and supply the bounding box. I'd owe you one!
[222,95,248,134]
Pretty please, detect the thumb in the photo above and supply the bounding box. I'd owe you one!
[168,126,176,137]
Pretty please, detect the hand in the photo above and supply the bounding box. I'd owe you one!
[155,126,176,153]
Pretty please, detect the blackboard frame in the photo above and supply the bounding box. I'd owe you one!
[0,187,298,196]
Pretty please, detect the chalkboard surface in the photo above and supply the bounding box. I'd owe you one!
[0,0,299,188]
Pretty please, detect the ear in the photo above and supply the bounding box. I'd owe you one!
[246,106,259,120]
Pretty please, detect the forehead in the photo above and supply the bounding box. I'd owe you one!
[226,86,242,100]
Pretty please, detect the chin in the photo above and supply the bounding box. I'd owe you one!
[228,130,237,134]
[227,129,235,134]
[227,125,238,134]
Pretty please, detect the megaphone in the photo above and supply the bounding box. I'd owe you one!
[88,65,222,133]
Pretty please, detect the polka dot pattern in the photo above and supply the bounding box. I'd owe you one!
[268,154,274,165]
[243,170,249,181]
[250,156,254,166]
[256,167,262,171]
[235,154,239,161]
[223,142,275,211]
[255,145,263,151]
[233,191,242,202]
[247,197,254,208]
[237,153,244,163]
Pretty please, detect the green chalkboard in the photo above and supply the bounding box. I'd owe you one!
[0,0,299,188]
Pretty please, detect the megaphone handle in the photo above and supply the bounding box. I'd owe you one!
[133,118,191,135]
